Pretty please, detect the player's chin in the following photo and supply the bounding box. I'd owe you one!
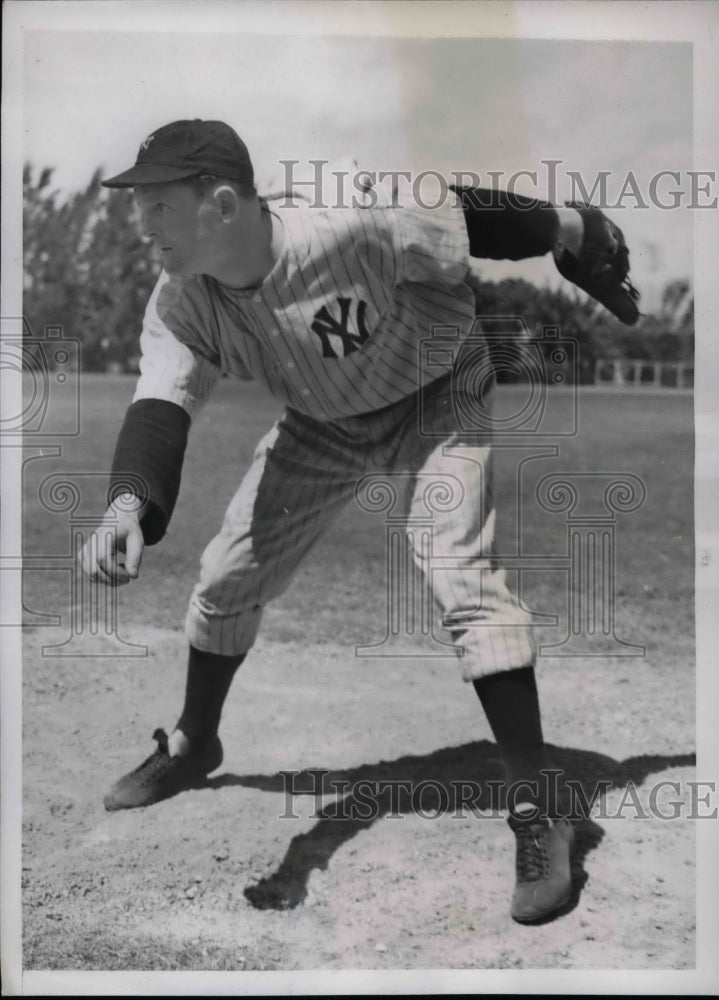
[159,250,190,275]
[159,257,181,275]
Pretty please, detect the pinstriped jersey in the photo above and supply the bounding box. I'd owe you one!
[133,194,474,421]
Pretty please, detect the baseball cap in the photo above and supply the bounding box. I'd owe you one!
[101,119,254,189]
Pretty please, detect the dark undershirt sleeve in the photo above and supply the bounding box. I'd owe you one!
[107,398,190,546]
[450,185,560,261]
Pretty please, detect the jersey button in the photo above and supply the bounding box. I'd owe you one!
[286,361,295,369]
[253,293,261,304]
[302,388,310,396]
[271,330,280,338]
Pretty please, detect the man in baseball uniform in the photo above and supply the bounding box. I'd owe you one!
[80,119,638,923]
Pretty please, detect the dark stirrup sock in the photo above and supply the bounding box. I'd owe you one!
[473,666,555,817]
[451,185,560,261]
[175,646,246,746]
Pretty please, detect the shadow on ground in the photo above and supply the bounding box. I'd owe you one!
[202,741,694,917]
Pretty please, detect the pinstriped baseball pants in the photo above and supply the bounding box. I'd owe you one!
[185,372,536,680]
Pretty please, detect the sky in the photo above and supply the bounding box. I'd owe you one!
[16,5,696,306]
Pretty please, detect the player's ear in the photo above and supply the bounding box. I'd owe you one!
[212,184,241,223]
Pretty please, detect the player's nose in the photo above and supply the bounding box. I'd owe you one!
[139,211,157,239]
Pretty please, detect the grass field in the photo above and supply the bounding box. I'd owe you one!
[20,375,696,974]
[22,375,694,661]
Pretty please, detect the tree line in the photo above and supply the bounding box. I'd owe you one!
[23,164,693,381]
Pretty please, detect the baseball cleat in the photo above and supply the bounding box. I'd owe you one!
[103,728,223,811]
[507,813,574,923]
[554,202,640,326]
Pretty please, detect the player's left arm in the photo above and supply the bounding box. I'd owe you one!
[451,186,562,261]
[451,185,640,325]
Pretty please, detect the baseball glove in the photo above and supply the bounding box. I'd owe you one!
[553,203,640,326]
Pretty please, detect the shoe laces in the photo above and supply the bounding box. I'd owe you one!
[513,820,551,882]
[131,728,176,785]
[152,728,169,753]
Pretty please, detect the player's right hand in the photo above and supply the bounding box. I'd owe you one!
[79,494,146,586]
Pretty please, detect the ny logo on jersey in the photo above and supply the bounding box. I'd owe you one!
[310,298,371,359]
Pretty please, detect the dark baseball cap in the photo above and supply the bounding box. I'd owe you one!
[101,119,254,189]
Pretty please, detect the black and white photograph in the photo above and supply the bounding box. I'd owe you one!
[2,0,718,994]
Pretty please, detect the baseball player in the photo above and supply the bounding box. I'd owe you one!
[80,119,638,923]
